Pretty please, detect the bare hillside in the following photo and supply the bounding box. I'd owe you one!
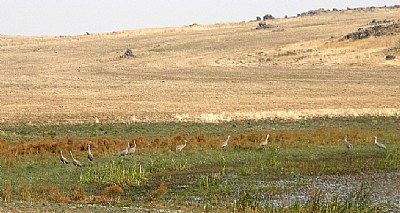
[0,7,399,124]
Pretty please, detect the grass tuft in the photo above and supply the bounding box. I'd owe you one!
[149,181,167,201]
[18,183,31,202]
[69,186,87,202]
[384,148,400,169]
[104,185,124,199]
[48,186,69,203]
[80,160,149,187]
[2,181,12,201]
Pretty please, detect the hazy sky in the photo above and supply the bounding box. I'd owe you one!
[1,0,398,36]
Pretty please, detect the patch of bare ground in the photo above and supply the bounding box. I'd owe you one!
[0,7,400,124]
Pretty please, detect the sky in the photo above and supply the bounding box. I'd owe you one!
[0,0,399,36]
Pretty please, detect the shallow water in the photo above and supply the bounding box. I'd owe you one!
[258,171,400,210]
[182,171,400,210]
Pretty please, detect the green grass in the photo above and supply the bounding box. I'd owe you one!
[0,116,399,211]
[0,145,397,210]
[80,160,149,187]
[1,116,399,142]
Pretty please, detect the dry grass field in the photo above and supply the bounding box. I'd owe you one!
[1,7,400,211]
[1,7,400,124]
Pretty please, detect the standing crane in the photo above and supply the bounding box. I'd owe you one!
[221,135,231,148]
[88,144,94,161]
[59,149,69,164]
[118,142,130,157]
[128,140,137,155]
[344,136,353,150]
[260,134,270,147]
[374,136,386,149]
[69,150,82,167]
[176,140,187,152]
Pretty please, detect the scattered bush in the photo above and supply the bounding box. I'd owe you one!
[385,55,396,60]
[120,49,135,58]
[263,14,275,20]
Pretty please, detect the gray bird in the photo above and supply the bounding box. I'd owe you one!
[221,135,231,148]
[260,134,270,146]
[59,149,69,164]
[344,136,353,149]
[128,140,137,155]
[88,144,94,161]
[374,136,386,149]
[176,140,187,151]
[118,142,130,157]
[69,150,82,167]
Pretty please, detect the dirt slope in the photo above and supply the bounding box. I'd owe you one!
[0,7,399,124]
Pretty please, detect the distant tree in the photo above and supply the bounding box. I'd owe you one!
[263,14,275,20]
[256,16,261,21]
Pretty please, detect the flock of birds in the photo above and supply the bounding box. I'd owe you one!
[59,134,387,167]
[59,140,137,167]
[344,136,386,149]
[344,135,386,150]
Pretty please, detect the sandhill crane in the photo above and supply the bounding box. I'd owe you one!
[88,144,94,161]
[374,136,386,149]
[260,134,270,146]
[176,140,187,152]
[59,149,69,164]
[221,135,231,148]
[344,136,353,150]
[69,150,82,167]
[128,140,137,155]
[118,142,130,157]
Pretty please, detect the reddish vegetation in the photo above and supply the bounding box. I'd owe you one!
[1,182,130,204]
[149,181,167,202]
[104,185,124,198]
[0,129,384,157]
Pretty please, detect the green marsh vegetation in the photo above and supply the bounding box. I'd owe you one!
[0,116,399,211]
